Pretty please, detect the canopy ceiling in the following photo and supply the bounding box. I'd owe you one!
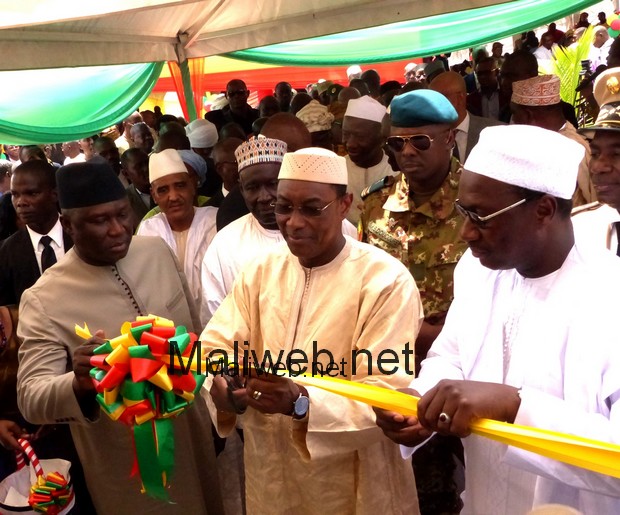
[0,0,602,144]
[1,0,515,71]
[229,0,600,65]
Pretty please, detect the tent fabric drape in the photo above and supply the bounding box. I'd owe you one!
[168,60,192,121]
[189,58,206,120]
[0,62,164,145]
[227,0,600,66]
[167,58,206,121]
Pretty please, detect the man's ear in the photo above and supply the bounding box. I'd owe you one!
[339,192,353,218]
[60,213,73,238]
[446,128,456,149]
[534,195,558,225]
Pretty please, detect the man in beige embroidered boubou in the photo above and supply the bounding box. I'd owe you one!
[200,147,423,515]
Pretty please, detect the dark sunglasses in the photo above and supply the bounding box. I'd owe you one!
[227,89,248,97]
[386,134,437,152]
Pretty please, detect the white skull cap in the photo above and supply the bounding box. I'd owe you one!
[464,125,584,199]
[279,147,348,186]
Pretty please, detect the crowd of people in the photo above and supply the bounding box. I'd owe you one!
[2,16,620,515]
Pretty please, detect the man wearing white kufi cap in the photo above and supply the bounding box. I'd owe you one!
[200,137,357,324]
[200,147,423,514]
[137,148,217,313]
[510,74,595,206]
[376,125,620,514]
[342,95,398,224]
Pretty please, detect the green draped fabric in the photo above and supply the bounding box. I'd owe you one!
[228,0,600,66]
[0,62,164,145]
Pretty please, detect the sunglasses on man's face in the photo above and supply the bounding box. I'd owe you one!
[227,89,248,98]
[386,134,437,152]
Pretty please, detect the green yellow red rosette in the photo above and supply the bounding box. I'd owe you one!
[28,472,71,514]
[75,315,205,500]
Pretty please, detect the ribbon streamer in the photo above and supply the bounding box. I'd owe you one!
[293,374,620,479]
[75,315,205,499]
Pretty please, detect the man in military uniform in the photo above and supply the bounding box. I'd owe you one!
[360,89,468,515]
[573,67,620,253]
[361,89,467,361]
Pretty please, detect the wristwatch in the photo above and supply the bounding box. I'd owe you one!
[292,391,310,419]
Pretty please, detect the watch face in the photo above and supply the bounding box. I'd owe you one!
[294,395,310,417]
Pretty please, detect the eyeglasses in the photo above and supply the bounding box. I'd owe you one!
[227,89,248,97]
[386,134,437,152]
[270,198,338,218]
[454,197,528,227]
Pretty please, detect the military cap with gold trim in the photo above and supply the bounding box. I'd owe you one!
[580,68,620,136]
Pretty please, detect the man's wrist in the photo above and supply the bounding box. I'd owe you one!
[72,376,98,419]
[505,386,522,423]
[291,385,309,419]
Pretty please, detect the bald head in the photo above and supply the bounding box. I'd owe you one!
[212,137,243,192]
[594,25,610,48]
[261,113,312,151]
[429,71,467,124]
[126,111,143,125]
[338,87,361,104]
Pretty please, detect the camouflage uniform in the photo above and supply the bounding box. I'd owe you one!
[360,157,467,324]
[361,157,467,515]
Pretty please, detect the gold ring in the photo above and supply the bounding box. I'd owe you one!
[252,390,262,401]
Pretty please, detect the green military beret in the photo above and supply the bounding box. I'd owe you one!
[390,89,458,128]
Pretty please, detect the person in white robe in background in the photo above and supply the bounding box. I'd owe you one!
[342,96,398,225]
[137,148,216,312]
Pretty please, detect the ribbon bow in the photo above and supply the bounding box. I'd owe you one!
[75,315,205,499]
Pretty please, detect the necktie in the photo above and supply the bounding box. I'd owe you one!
[452,130,461,162]
[40,235,57,272]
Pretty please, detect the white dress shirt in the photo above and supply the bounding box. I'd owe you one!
[26,217,66,273]
[454,114,470,162]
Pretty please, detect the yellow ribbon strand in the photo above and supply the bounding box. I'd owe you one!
[293,374,620,479]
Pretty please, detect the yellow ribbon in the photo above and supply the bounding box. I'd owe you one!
[293,374,620,479]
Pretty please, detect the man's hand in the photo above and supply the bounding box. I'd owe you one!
[210,375,249,414]
[72,330,105,400]
[417,379,521,438]
[373,388,432,447]
[246,372,304,416]
[0,420,30,451]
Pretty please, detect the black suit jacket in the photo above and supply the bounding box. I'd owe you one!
[0,228,73,305]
